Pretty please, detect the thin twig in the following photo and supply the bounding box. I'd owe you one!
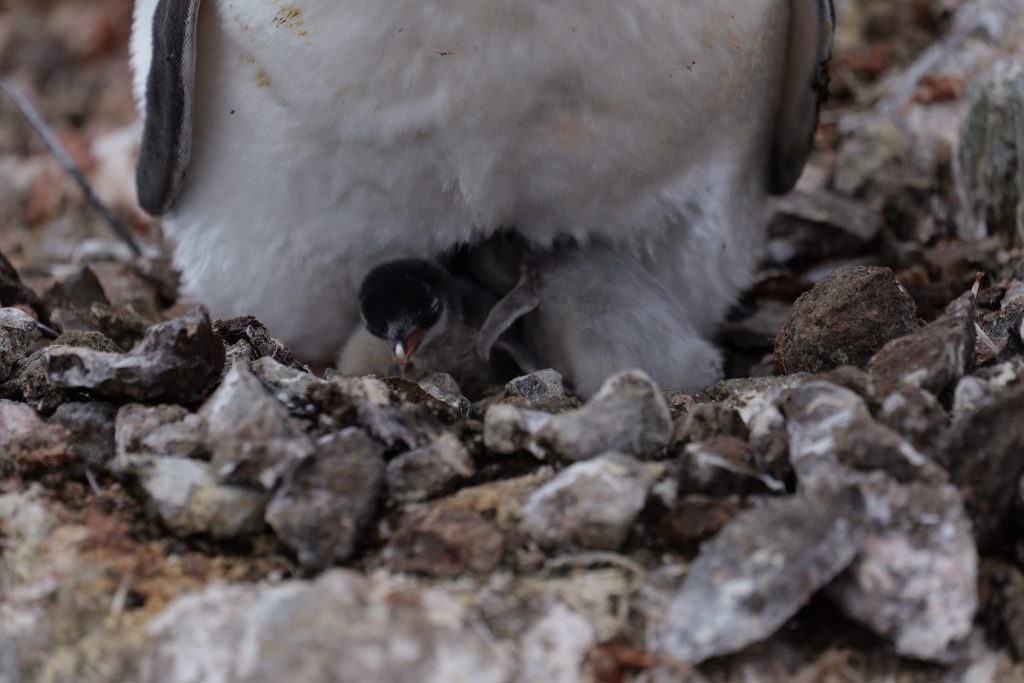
[1,78,142,257]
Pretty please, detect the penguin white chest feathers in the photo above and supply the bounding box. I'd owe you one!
[130,0,834,393]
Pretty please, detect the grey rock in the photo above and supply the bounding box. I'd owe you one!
[679,438,786,496]
[266,428,385,571]
[504,369,566,405]
[138,570,511,683]
[251,355,326,417]
[519,603,597,683]
[672,403,749,447]
[44,307,226,405]
[0,249,47,323]
[869,288,977,397]
[0,399,71,473]
[521,453,657,551]
[767,190,880,268]
[43,266,109,332]
[114,404,207,462]
[484,370,672,461]
[0,330,120,414]
[976,299,1024,365]
[941,383,1024,542]
[0,307,39,382]
[952,358,1024,415]
[956,58,1024,248]
[47,402,117,467]
[829,476,977,663]
[329,375,431,450]
[416,372,471,414]
[657,488,861,663]
[86,301,152,350]
[201,362,314,490]
[120,455,268,539]
[785,381,946,487]
[387,432,475,503]
[873,383,950,454]
[775,266,918,375]
[213,315,310,372]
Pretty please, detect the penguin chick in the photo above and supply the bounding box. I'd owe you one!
[357,259,459,367]
[479,243,724,398]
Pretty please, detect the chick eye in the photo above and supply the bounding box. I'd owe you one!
[430,298,442,313]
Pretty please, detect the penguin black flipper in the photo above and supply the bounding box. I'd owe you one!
[768,0,835,195]
[136,0,202,216]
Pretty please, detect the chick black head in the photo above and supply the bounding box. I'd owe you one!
[358,259,459,365]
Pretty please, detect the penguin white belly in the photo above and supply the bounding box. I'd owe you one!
[132,0,788,360]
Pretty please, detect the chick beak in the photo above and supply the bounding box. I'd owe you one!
[392,329,424,366]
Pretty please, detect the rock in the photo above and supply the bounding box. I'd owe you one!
[266,428,385,571]
[656,488,861,664]
[952,359,1024,416]
[874,383,951,454]
[0,249,47,323]
[87,301,152,350]
[114,404,207,461]
[250,355,326,417]
[201,362,314,490]
[42,266,109,331]
[387,507,507,578]
[767,190,881,269]
[978,561,1024,660]
[520,603,597,683]
[705,374,807,481]
[47,402,117,467]
[416,372,471,414]
[0,307,40,381]
[321,375,439,450]
[44,307,226,405]
[679,438,787,496]
[484,370,672,461]
[119,455,268,539]
[386,432,475,503]
[138,570,511,683]
[829,476,977,662]
[976,299,1024,365]
[0,330,120,414]
[383,474,548,578]
[785,381,946,487]
[941,383,1024,542]
[521,453,657,551]
[0,399,72,475]
[654,495,747,553]
[956,58,1024,248]
[672,403,749,447]
[869,287,977,397]
[504,369,566,405]
[822,366,954,454]
[775,266,918,374]
[213,315,309,372]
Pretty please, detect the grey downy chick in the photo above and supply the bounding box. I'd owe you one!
[477,240,724,398]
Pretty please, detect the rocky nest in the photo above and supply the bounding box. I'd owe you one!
[3,0,1024,681]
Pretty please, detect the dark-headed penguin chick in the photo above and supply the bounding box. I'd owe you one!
[357,259,461,367]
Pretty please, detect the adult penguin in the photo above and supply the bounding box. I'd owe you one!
[131,0,833,388]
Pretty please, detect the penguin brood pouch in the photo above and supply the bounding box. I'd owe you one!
[132,0,834,393]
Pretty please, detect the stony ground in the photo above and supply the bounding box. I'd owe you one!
[2,0,1024,681]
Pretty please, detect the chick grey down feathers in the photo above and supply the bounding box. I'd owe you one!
[132,0,834,393]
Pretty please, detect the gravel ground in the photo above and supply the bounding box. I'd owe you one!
[2,1,1024,681]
